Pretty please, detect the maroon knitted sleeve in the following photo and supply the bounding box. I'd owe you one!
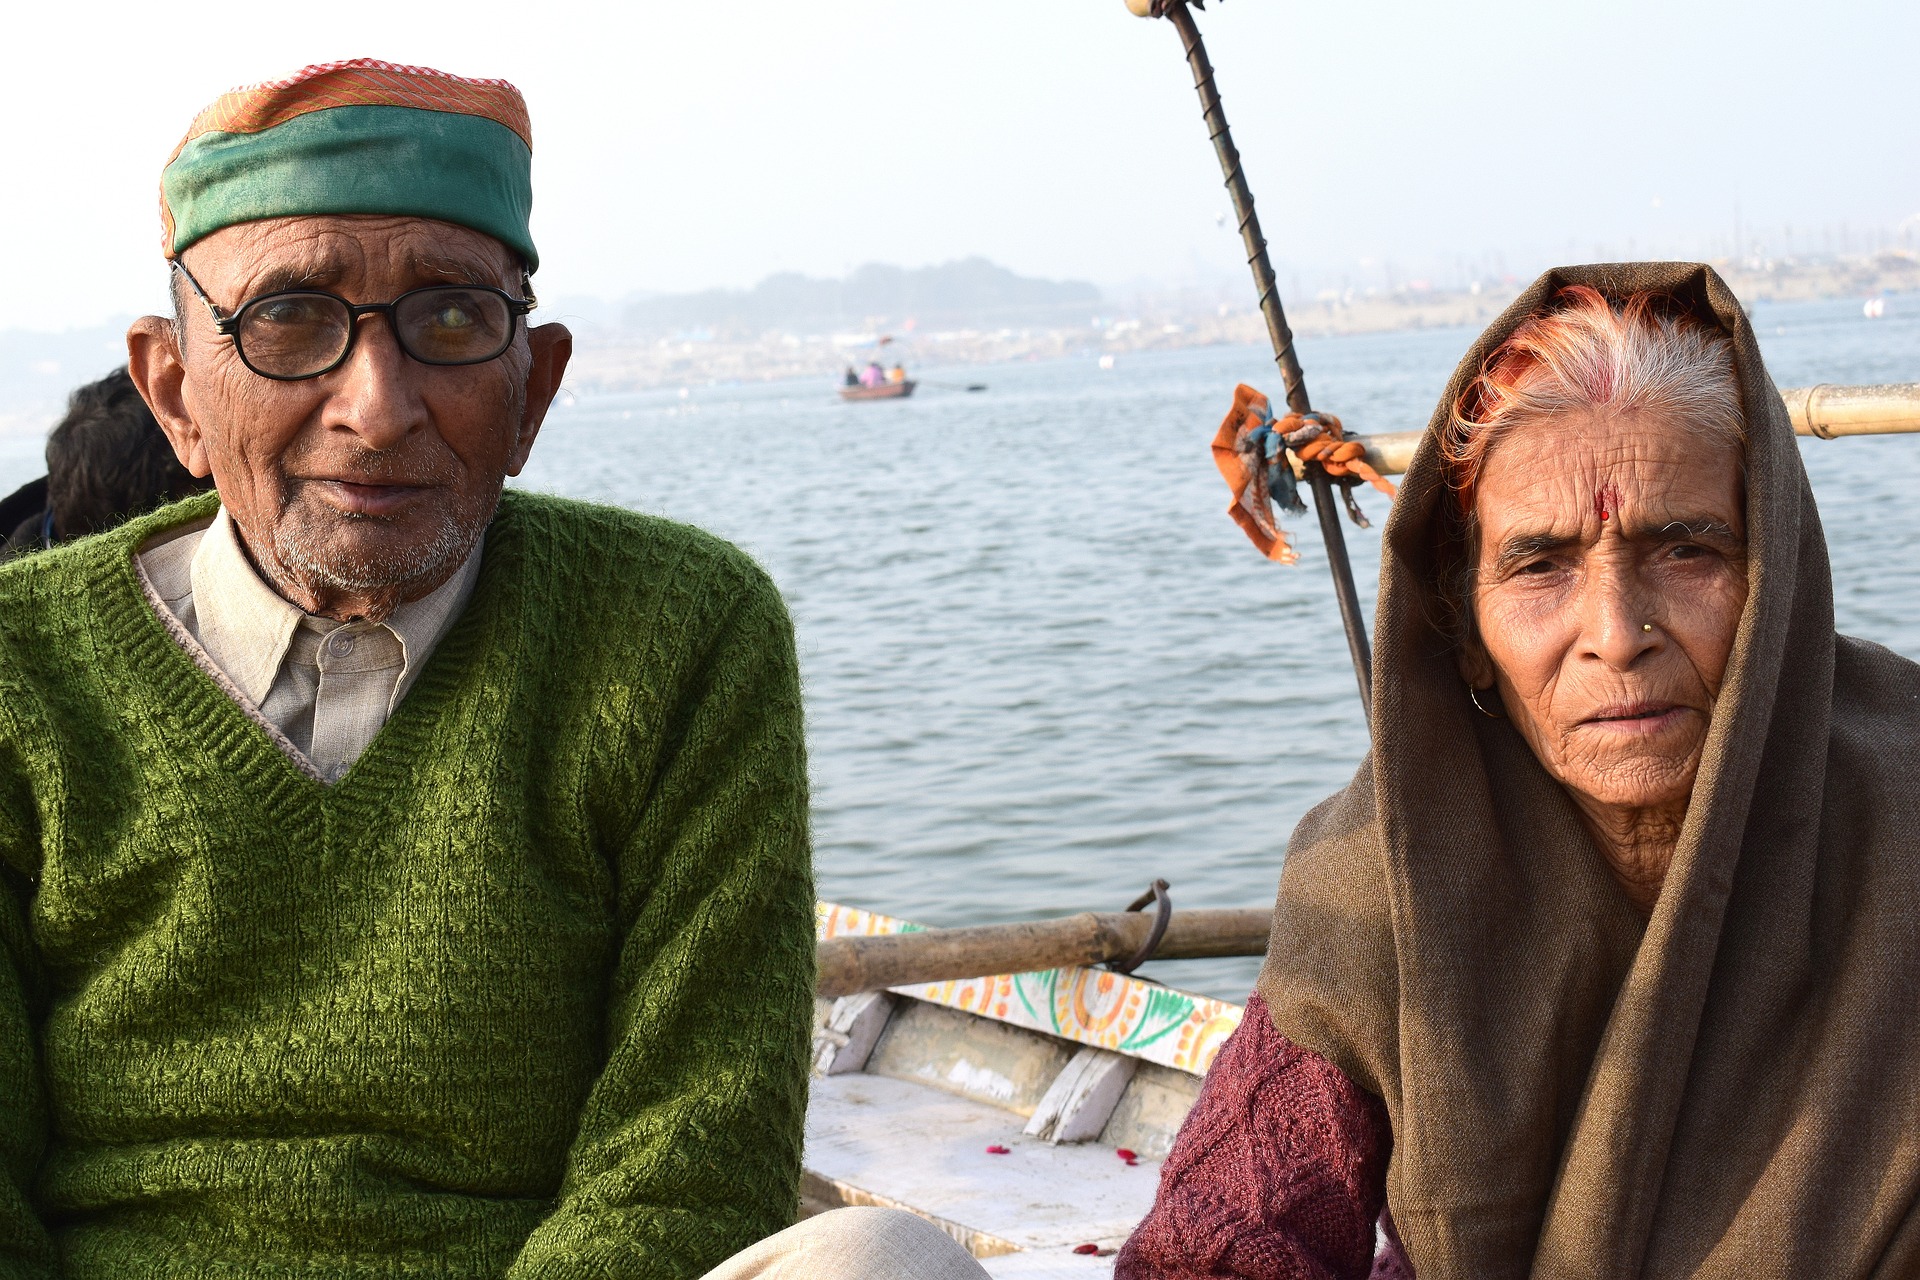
[1114,994,1405,1280]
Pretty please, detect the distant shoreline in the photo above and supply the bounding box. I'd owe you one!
[563,261,1918,396]
[2,258,1913,433]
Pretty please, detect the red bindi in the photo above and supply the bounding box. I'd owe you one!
[1595,482,1620,522]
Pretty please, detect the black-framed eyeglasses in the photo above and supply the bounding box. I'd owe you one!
[171,259,537,382]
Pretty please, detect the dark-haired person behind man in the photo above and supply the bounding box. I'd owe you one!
[0,366,210,558]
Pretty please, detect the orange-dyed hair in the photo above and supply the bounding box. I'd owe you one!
[1439,285,1743,516]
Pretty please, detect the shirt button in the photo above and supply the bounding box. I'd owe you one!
[326,763,348,782]
[327,631,356,658]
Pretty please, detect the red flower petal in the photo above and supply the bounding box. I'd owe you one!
[986,1144,1011,1155]
[1073,1244,1100,1255]
[1115,1148,1138,1161]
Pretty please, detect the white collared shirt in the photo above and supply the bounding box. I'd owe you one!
[137,507,481,783]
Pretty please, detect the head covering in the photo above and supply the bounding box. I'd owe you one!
[1257,262,1920,1277]
[160,58,536,268]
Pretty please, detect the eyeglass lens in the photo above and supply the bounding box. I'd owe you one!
[233,288,517,378]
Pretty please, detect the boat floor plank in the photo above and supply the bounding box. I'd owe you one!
[805,1072,1154,1267]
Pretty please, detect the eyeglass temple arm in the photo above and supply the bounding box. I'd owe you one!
[170,259,236,334]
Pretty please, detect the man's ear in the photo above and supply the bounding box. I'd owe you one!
[506,321,573,477]
[128,315,212,478]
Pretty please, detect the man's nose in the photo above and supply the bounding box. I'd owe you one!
[1579,558,1659,670]
[327,312,429,450]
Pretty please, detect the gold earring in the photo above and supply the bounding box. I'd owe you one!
[1468,685,1506,719]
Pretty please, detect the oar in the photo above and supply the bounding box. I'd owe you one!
[1130,0,1374,725]
[817,907,1271,998]
[1351,381,1920,478]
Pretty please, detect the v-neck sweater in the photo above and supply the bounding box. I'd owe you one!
[0,489,815,1280]
[136,506,484,781]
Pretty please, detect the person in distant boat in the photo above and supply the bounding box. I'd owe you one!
[844,364,860,386]
[860,359,885,388]
[0,58,985,1280]
[886,363,907,384]
[0,365,211,560]
[1119,265,1920,1279]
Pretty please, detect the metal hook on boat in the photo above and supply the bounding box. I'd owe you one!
[1110,879,1173,975]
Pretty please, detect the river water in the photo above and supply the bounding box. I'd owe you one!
[4,294,1913,999]
[515,293,1918,998]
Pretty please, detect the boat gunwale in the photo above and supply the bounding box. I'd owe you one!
[816,901,1242,1077]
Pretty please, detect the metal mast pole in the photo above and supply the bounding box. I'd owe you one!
[1162,1,1373,722]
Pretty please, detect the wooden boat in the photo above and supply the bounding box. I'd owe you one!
[805,902,1236,1276]
[840,380,917,402]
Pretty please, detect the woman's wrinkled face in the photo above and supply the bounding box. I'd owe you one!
[1462,412,1748,814]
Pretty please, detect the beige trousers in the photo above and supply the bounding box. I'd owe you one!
[701,1207,992,1280]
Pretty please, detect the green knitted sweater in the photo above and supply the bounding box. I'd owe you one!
[0,490,815,1279]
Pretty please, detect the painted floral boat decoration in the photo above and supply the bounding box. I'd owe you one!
[817,902,1242,1075]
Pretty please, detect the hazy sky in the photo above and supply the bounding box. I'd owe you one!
[8,0,1916,331]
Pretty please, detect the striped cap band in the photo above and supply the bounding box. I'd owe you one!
[161,59,537,269]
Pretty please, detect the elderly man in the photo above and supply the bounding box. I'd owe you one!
[0,60,987,1280]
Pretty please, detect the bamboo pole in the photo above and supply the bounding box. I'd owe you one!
[1349,382,1920,478]
[1782,382,1920,439]
[816,908,1272,999]
[1354,431,1423,479]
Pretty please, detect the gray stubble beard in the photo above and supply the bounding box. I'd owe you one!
[252,383,528,613]
[270,480,499,599]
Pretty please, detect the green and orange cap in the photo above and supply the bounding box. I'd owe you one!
[160,58,537,270]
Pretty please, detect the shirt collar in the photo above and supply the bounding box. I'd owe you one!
[190,506,484,710]
[189,508,303,707]
[381,533,484,710]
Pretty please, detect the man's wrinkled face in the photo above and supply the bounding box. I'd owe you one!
[135,213,569,616]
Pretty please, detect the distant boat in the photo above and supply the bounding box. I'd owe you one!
[841,380,916,402]
[1865,297,1887,319]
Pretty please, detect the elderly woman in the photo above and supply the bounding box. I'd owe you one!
[1117,262,1920,1278]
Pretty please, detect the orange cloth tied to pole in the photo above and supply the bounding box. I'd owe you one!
[1212,384,1398,563]
[1212,384,1296,562]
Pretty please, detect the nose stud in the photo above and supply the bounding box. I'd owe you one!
[1642,623,1654,633]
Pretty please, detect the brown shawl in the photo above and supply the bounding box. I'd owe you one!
[1257,262,1920,1278]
